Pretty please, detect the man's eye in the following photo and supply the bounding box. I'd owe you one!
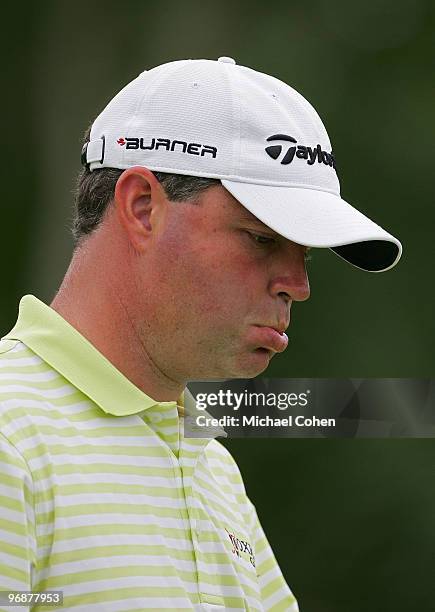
[249,232,277,246]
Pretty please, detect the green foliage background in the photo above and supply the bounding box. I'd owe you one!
[2,1,434,610]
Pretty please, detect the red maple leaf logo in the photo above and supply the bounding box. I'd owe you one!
[117,137,126,146]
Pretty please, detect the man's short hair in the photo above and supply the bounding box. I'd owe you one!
[72,124,220,248]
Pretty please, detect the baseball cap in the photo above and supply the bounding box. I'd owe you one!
[81,56,402,273]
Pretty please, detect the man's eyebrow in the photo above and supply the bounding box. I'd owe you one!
[235,212,311,250]
[235,212,278,232]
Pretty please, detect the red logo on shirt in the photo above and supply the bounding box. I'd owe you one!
[225,528,255,568]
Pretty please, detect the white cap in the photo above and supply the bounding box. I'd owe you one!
[82,56,402,272]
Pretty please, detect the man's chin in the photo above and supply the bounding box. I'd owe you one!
[229,348,273,378]
[186,349,273,381]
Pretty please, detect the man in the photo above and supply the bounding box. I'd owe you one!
[0,57,401,611]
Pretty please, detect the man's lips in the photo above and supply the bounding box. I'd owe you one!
[252,325,289,353]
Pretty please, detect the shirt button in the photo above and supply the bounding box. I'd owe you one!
[217,56,236,65]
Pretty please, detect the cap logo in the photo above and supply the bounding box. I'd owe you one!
[265,134,336,169]
[117,137,217,158]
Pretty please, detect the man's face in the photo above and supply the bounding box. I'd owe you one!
[135,184,310,382]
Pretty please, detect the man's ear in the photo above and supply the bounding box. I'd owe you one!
[114,166,168,252]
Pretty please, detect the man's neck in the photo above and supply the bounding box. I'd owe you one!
[50,251,185,404]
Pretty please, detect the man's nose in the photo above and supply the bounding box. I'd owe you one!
[270,252,311,303]
[273,274,310,302]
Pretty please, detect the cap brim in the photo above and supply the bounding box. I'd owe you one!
[221,180,402,273]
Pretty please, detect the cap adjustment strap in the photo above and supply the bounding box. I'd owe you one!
[81,136,105,168]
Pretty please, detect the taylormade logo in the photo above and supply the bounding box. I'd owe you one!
[265,133,336,169]
[117,137,217,158]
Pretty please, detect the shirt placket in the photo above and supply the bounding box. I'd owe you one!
[139,403,214,609]
[179,421,234,609]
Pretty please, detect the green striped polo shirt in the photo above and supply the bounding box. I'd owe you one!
[0,295,299,611]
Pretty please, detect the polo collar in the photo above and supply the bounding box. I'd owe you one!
[2,295,174,416]
[2,295,227,439]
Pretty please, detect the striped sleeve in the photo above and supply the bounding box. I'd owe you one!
[248,499,300,612]
[0,432,36,612]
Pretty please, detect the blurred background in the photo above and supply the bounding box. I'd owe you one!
[2,1,434,610]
